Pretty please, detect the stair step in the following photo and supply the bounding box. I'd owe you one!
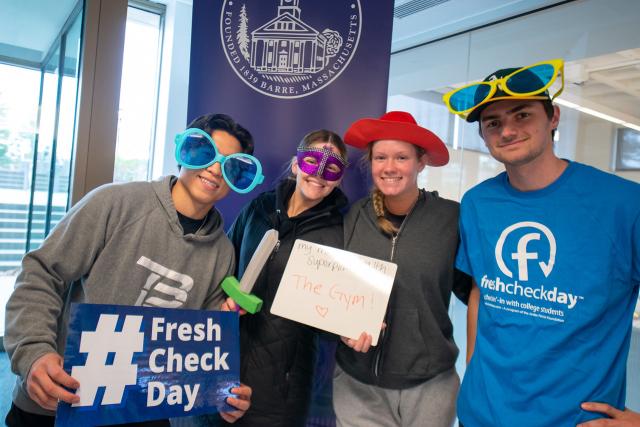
[0,261,21,266]
[0,249,27,255]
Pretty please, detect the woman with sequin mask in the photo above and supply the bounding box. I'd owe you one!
[213,130,349,426]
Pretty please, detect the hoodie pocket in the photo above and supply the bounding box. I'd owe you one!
[383,308,429,376]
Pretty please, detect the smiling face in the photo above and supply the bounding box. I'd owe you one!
[370,139,427,200]
[479,99,559,168]
[173,129,242,218]
[291,141,344,206]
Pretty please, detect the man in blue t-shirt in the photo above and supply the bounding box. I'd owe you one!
[443,59,640,426]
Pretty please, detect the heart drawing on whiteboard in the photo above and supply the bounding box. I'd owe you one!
[315,306,329,318]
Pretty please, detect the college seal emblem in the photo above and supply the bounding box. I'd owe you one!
[220,0,362,99]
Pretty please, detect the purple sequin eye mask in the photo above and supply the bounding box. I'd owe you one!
[296,147,348,181]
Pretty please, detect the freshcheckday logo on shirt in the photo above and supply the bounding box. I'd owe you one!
[481,221,584,322]
[55,304,239,427]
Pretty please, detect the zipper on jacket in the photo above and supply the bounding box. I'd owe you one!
[374,234,396,377]
[373,328,385,377]
[390,234,398,262]
[373,194,420,378]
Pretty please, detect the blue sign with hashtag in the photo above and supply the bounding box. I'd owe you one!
[55,303,239,426]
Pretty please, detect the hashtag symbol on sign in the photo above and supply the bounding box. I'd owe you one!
[71,314,144,407]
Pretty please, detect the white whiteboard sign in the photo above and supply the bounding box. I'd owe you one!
[270,239,397,345]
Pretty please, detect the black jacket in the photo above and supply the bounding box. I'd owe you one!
[336,190,471,390]
[225,179,348,427]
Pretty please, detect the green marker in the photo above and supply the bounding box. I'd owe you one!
[222,229,279,314]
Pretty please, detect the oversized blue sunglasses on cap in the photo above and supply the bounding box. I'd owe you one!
[443,58,564,121]
[175,128,265,194]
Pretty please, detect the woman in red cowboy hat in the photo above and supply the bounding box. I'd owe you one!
[333,111,470,427]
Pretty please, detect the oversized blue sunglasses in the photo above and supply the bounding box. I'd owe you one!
[175,128,264,194]
[443,59,564,118]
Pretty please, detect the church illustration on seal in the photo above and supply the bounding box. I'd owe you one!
[238,0,344,76]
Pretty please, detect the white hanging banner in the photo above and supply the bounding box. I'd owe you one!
[270,240,397,345]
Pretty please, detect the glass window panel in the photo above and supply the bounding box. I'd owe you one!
[51,13,83,231]
[615,128,640,170]
[114,6,162,183]
[28,49,60,252]
[0,64,40,331]
[0,2,84,411]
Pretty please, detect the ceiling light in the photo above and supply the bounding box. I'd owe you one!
[555,98,640,132]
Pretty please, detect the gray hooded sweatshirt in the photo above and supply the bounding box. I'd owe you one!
[4,175,235,415]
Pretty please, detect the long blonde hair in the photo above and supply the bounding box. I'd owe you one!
[366,142,426,236]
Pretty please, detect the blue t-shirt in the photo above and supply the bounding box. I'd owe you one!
[456,161,640,427]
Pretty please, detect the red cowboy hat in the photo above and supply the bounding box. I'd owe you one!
[343,111,449,167]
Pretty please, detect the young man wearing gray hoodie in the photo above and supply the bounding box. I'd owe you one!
[4,114,258,427]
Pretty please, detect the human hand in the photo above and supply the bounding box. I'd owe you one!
[578,402,640,426]
[340,323,386,353]
[341,332,373,353]
[220,383,252,423]
[26,352,80,410]
[221,297,247,315]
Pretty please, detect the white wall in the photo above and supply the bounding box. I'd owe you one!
[153,0,193,178]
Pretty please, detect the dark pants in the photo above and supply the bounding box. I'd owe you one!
[6,403,171,427]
